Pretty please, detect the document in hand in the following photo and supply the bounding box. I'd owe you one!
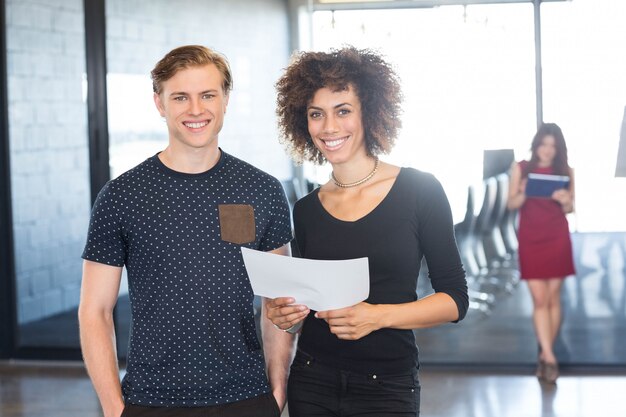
[241,247,370,311]
[526,173,570,198]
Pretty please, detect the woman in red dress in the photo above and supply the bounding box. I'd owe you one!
[508,123,575,384]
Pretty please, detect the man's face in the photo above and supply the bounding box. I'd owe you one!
[154,64,229,151]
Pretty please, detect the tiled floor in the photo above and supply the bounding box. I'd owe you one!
[5,232,626,416]
[1,361,625,417]
[415,231,626,366]
[18,232,626,367]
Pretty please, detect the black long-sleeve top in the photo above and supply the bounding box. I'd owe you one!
[293,167,468,374]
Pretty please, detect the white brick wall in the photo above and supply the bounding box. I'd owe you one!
[7,0,90,324]
[105,0,292,179]
[7,0,293,325]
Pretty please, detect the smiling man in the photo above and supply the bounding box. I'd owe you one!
[78,45,294,417]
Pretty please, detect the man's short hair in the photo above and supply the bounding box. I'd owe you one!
[151,45,233,95]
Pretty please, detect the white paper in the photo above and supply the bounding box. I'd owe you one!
[241,247,369,311]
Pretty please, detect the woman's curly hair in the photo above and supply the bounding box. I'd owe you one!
[276,46,403,165]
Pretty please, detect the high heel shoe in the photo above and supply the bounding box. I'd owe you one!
[535,359,546,380]
[543,361,559,384]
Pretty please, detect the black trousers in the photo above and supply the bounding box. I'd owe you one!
[120,392,280,417]
[287,350,420,417]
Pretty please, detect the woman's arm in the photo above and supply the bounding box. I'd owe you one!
[315,294,459,340]
[507,161,526,210]
[552,167,575,213]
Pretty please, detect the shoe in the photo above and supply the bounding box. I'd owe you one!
[543,362,559,384]
[535,359,546,380]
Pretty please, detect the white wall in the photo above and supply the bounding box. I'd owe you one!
[6,0,90,323]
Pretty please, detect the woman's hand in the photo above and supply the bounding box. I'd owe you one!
[315,302,382,340]
[552,188,574,213]
[507,162,528,210]
[265,297,309,331]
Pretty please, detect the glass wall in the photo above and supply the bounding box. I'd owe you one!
[309,4,536,223]
[540,0,626,366]
[104,0,292,357]
[1,0,293,359]
[542,0,626,232]
[105,0,292,181]
[6,0,90,350]
[4,0,622,365]
[308,1,626,232]
[307,1,626,367]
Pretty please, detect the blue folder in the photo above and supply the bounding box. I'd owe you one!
[526,173,570,198]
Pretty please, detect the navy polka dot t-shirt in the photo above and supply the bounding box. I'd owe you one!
[82,150,293,407]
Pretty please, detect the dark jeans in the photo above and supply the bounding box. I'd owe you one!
[287,350,420,417]
[120,392,280,417]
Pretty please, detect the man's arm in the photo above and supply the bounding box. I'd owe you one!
[261,243,295,412]
[78,260,124,417]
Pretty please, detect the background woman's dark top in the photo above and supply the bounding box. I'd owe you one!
[293,168,468,375]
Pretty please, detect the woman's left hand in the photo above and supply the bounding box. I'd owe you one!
[552,189,574,212]
[315,302,382,340]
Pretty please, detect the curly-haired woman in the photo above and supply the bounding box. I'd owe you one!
[266,46,469,417]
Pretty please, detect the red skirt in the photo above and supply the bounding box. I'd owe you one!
[518,197,575,280]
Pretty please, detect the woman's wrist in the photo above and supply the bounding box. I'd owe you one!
[376,304,393,329]
[509,192,525,209]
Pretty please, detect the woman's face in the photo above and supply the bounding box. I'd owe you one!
[306,85,366,165]
[536,134,557,166]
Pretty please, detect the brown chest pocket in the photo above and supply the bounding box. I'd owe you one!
[218,204,256,244]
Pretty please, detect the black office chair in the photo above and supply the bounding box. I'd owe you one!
[474,175,519,294]
[483,173,520,290]
[454,184,494,315]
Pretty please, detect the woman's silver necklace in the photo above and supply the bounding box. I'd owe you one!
[331,157,380,188]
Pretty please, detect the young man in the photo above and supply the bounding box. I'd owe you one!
[78,45,294,417]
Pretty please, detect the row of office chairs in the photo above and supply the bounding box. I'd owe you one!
[454,173,520,316]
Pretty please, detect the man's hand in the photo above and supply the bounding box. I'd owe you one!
[266,297,309,331]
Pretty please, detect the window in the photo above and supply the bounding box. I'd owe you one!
[542,0,626,232]
[309,4,536,224]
